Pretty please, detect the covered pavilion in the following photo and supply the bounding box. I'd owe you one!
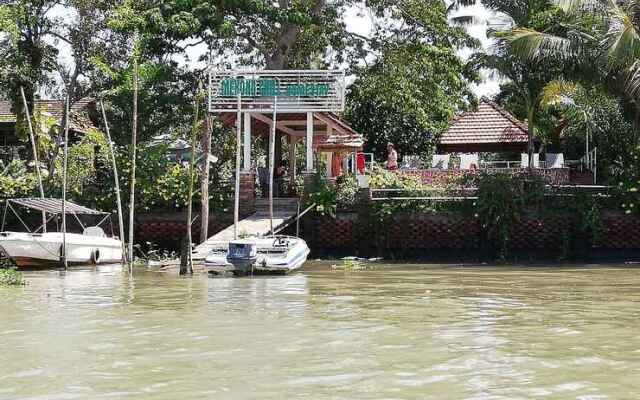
[218,110,364,181]
[437,97,532,155]
[209,70,364,193]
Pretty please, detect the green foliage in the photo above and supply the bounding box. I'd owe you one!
[472,172,545,260]
[617,145,640,217]
[335,175,360,210]
[0,267,25,286]
[346,37,475,159]
[306,170,337,218]
[113,143,231,213]
[0,160,38,198]
[52,129,110,199]
[0,1,59,140]
[369,168,423,190]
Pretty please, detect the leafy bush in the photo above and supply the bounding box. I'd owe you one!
[617,145,640,217]
[306,170,337,217]
[336,175,360,210]
[0,160,38,198]
[369,167,423,190]
[0,267,25,286]
[473,172,546,260]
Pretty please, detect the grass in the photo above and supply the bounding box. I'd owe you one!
[0,267,26,286]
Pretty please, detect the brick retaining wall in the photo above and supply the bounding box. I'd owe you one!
[300,212,640,259]
[130,210,640,259]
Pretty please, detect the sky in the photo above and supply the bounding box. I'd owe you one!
[51,3,502,97]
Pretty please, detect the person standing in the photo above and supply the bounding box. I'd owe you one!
[387,143,399,170]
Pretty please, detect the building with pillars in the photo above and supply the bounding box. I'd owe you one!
[209,70,364,202]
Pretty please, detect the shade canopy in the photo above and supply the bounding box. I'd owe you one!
[7,198,108,216]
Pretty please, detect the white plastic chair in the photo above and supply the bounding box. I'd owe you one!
[546,153,565,168]
[521,153,540,168]
[460,153,479,170]
[431,154,450,170]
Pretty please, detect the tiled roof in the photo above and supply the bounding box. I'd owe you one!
[439,97,529,146]
[0,98,98,134]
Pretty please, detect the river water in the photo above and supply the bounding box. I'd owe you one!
[1,263,640,399]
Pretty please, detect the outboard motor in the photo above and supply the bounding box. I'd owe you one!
[227,240,258,272]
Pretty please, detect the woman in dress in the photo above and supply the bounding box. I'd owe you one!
[387,143,399,170]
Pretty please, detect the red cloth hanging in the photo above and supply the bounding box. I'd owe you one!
[356,153,366,174]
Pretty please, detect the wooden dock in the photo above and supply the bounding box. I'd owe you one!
[192,198,303,260]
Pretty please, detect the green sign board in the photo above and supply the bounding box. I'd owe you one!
[220,78,330,98]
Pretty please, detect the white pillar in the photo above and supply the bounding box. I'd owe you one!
[243,113,251,171]
[305,112,314,172]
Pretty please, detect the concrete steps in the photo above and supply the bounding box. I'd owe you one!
[192,198,302,261]
[255,198,300,213]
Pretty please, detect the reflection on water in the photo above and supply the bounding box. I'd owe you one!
[2,263,640,399]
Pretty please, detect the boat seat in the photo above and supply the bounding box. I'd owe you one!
[83,226,106,238]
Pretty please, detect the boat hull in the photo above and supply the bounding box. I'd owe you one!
[0,232,123,268]
[204,236,310,275]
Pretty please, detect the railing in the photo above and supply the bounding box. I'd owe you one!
[370,185,612,202]
[479,160,521,169]
[347,152,376,174]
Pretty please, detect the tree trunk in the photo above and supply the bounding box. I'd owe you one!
[128,42,139,270]
[200,114,212,244]
[527,103,536,169]
[179,234,190,275]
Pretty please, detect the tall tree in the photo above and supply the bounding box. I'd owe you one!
[346,0,479,159]
[472,0,589,164]
[0,0,59,139]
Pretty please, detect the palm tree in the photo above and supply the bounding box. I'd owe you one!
[501,0,640,130]
[465,0,566,166]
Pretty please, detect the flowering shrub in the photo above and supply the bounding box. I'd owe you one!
[336,175,360,210]
[368,167,423,190]
[618,145,640,216]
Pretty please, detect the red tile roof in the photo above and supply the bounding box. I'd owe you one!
[0,98,98,134]
[439,97,529,148]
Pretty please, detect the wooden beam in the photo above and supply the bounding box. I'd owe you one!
[277,120,326,127]
[313,113,350,136]
[249,113,299,137]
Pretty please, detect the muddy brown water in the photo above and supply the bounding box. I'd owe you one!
[1,262,640,399]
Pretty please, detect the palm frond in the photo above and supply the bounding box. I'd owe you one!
[446,0,478,14]
[450,15,485,26]
[540,80,579,108]
[604,5,640,68]
[623,60,640,99]
[497,28,577,61]
[556,0,605,13]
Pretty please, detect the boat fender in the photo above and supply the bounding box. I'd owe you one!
[91,249,101,265]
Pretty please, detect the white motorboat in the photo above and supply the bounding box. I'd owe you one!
[0,198,124,268]
[204,236,310,275]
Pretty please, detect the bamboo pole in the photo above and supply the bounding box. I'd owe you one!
[128,38,139,270]
[268,98,277,236]
[61,96,70,269]
[20,87,46,232]
[200,113,212,244]
[234,94,241,240]
[99,100,127,264]
[184,94,201,275]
